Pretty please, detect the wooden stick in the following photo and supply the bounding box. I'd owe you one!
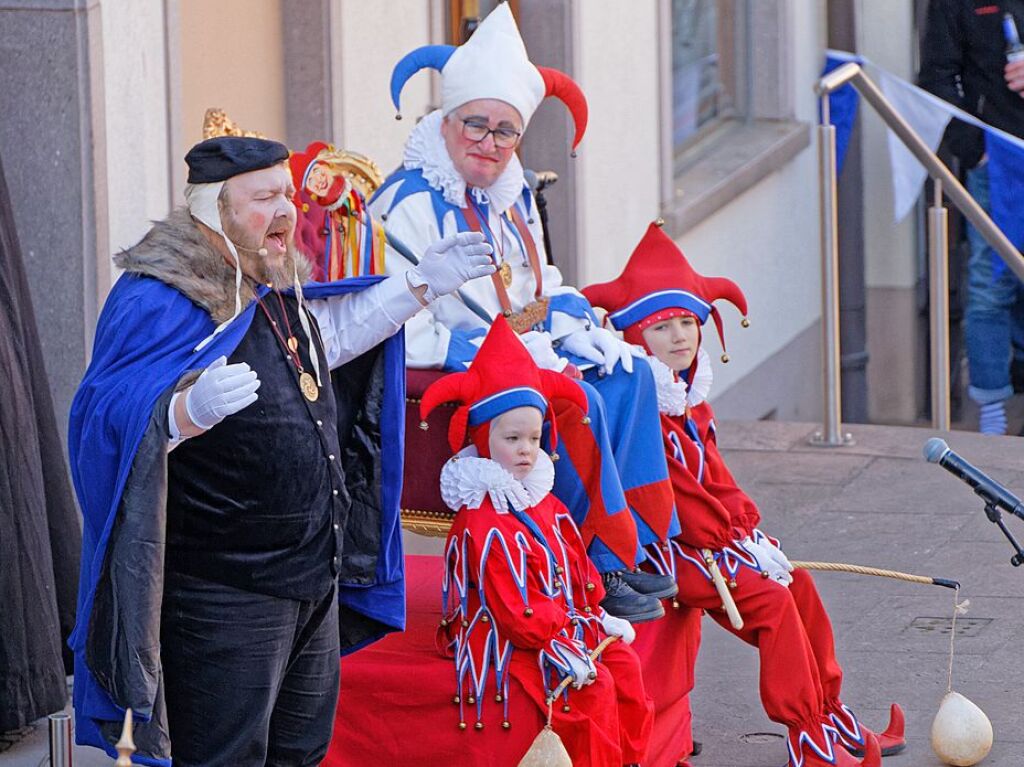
[703,548,744,629]
[546,635,619,705]
[791,560,960,589]
[115,708,135,766]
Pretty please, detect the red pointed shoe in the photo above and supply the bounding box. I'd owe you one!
[826,701,906,757]
[787,724,880,767]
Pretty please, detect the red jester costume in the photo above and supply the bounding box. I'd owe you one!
[583,223,907,767]
[419,316,654,767]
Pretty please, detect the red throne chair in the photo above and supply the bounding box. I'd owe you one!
[323,370,699,767]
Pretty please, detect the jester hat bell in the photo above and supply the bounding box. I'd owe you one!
[389,3,588,150]
[582,222,749,362]
[419,315,588,455]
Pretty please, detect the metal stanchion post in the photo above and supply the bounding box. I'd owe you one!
[929,179,951,430]
[811,98,853,447]
[48,712,72,767]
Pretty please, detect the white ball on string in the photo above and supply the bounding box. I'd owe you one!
[931,691,993,766]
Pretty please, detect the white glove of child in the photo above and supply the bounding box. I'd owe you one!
[407,232,494,304]
[519,331,568,371]
[564,650,598,689]
[184,356,261,430]
[649,354,688,416]
[600,612,636,645]
[738,536,793,586]
[753,529,794,578]
[560,326,635,375]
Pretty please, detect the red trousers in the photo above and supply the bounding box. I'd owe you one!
[675,550,844,730]
[515,640,654,767]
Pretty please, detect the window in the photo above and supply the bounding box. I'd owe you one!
[448,0,520,44]
[660,0,809,233]
[670,0,745,171]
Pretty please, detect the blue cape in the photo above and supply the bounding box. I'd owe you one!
[68,273,406,764]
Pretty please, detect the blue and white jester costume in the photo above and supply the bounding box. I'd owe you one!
[368,5,680,601]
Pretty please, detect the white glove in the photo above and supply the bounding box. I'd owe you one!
[649,354,688,415]
[753,529,794,577]
[560,326,635,375]
[564,649,598,689]
[184,356,261,430]
[738,536,792,586]
[600,612,636,645]
[407,232,494,304]
[519,331,568,371]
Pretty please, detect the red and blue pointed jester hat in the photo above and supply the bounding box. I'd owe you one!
[582,222,749,363]
[420,315,588,457]
[389,3,588,152]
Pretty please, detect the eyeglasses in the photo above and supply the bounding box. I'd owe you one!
[460,119,522,149]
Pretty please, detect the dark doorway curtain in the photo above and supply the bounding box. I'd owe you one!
[0,152,81,730]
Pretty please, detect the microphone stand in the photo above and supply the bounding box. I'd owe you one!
[980,497,1024,567]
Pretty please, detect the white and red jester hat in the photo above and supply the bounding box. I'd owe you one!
[419,315,589,458]
[582,222,749,363]
[388,3,589,152]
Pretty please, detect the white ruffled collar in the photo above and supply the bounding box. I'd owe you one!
[403,109,527,214]
[440,445,555,513]
[648,346,714,414]
[687,346,713,407]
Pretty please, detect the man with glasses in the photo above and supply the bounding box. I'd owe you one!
[370,4,679,624]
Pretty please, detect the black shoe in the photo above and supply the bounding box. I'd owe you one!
[600,572,665,623]
[618,568,679,599]
[690,740,702,756]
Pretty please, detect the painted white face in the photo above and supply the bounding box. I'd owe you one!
[441,98,523,189]
[488,406,543,481]
[641,314,700,373]
[219,163,297,281]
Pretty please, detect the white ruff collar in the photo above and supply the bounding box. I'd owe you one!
[440,445,555,513]
[403,109,527,214]
[687,346,714,407]
[649,346,714,414]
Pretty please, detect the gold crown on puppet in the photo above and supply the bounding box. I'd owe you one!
[582,222,749,363]
[419,316,588,454]
[389,3,588,153]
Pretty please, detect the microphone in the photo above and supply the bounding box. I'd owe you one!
[233,243,269,257]
[923,438,1024,518]
[523,169,558,193]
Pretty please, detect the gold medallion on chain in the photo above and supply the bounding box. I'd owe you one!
[299,372,320,402]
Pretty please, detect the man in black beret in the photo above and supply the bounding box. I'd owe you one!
[67,136,493,765]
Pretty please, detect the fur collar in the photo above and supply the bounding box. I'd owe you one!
[440,445,555,513]
[403,109,527,214]
[113,208,311,324]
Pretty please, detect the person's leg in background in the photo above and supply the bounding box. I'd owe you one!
[964,165,1020,434]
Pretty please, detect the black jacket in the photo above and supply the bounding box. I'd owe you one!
[919,0,1024,168]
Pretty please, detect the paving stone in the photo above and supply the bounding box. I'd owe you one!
[719,449,874,487]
